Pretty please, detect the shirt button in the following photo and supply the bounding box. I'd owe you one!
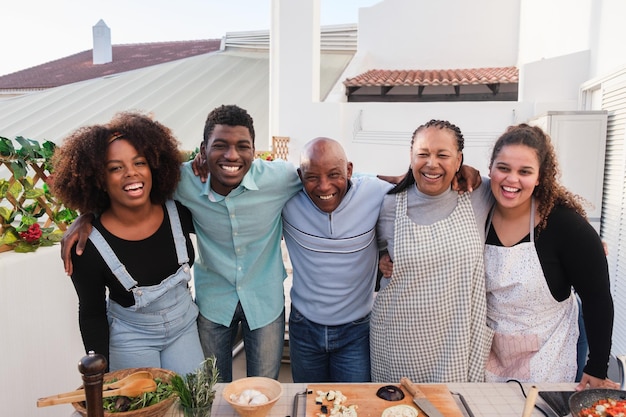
[238,266,242,271]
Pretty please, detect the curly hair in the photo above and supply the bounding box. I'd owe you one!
[390,119,465,194]
[202,104,255,145]
[489,123,587,231]
[51,111,183,214]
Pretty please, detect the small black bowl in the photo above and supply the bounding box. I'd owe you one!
[376,385,405,402]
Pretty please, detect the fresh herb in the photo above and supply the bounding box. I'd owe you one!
[171,356,220,409]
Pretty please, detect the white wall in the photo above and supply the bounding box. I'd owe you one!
[521,50,591,113]
[587,0,626,77]
[518,0,593,65]
[0,246,85,417]
[357,0,521,70]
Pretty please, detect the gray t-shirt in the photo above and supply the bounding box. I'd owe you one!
[377,177,493,261]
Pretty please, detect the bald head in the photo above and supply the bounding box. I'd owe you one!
[300,137,346,168]
[298,137,353,213]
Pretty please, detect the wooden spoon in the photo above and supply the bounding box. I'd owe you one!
[521,385,538,417]
[55,370,154,398]
[37,378,157,407]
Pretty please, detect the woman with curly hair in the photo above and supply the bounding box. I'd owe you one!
[51,111,204,375]
[484,123,614,389]
[371,119,494,383]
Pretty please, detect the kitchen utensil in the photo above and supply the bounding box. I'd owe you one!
[450,391,475,417]
[37,378,157,407]
[56,370,154,398]
[568,388,626,416]
[306,383,463,417]
[400,377,445,417]
[520,385,538,417]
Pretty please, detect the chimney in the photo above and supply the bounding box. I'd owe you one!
[92,19,112,65]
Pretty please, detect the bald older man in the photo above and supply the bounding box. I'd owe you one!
[281,138,393,382]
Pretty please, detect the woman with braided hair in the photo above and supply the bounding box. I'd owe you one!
[371,119,494,383]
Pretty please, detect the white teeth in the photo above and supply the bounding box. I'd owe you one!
[502,186,519,192]
[124,183,143,191]
[423,173,442,179]
[319,194,334,200]
[221,165,240,172]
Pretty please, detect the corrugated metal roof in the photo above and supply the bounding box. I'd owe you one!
[0,50,268,150]
[0,48,355,151]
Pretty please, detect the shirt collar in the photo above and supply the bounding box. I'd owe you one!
[202,166,260,202]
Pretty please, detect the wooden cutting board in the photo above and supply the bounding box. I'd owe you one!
[305,383,464,417]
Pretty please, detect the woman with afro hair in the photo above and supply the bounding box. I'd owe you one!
[51,111,204,375]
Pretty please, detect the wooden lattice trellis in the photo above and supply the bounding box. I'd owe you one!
[0,155,72,253]
[255,136,290,160]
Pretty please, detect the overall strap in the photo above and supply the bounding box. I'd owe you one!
[164,200,189,265]
[88,228,138,290]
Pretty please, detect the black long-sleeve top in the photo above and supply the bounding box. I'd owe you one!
[486,204,614,378]
[70,201,195,363]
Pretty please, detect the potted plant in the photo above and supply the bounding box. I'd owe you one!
[171,356,220,417]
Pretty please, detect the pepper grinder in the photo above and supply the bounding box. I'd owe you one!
[78,351,107,417]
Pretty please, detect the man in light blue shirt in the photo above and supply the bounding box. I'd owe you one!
[282,137,392,382]
[175,105,301,381]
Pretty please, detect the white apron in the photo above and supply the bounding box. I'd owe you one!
[371,191,492,383]
[484,198,578,382]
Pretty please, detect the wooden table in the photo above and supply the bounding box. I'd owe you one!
[76,382,575,417]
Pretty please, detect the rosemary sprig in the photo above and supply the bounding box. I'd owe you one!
[171,356,220,409]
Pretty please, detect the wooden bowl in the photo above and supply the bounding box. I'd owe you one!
[222,377,282,417]
[72,367,177,417]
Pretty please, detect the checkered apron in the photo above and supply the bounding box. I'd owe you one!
[371,190,492,382]
[484,198,578,382]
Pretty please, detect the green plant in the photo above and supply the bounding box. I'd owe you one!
[171,356,220,412]
[0,135,78,253]
[256,151,274,161]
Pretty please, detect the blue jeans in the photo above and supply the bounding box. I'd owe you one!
[197,302,284,382]
[288,305,371,383]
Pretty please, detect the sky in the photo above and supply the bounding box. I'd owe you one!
[1,0,381,77]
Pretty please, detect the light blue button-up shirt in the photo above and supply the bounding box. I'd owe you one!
[174,158,301,330]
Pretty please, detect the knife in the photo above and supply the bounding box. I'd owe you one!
[400,377,445,417]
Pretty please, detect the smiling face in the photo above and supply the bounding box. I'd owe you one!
[104,139,152,210]
[410,126,463,196]
[489,143,540,212]
[298,138,353,213]
[202,124,255,196]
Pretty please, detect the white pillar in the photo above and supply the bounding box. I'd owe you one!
[269,0,321,141]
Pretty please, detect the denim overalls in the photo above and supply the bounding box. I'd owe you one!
[88,200,204,375]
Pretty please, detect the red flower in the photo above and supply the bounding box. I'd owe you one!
[19,224,42,243]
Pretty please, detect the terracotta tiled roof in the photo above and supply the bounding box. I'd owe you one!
[344,66,518,87]
[0,39,222,89]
